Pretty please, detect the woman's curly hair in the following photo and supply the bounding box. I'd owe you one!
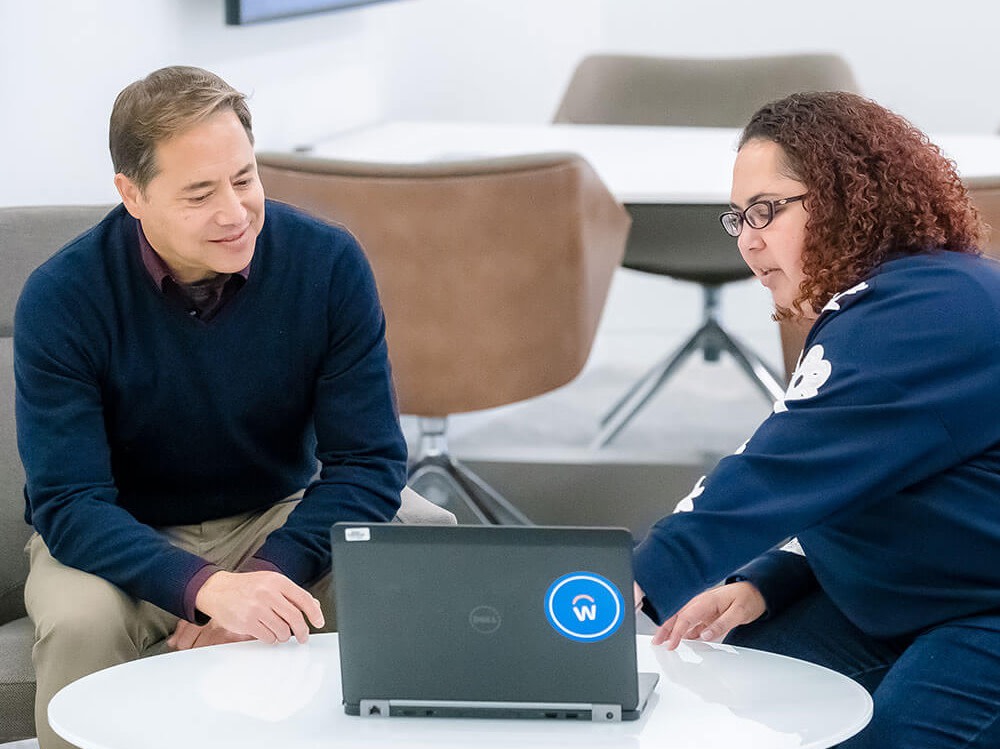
[740,91,985,318]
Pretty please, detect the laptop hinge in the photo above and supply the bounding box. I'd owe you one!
[360,699,391,718]
[591,704,622,722]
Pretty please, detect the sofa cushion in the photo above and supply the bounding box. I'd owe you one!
[0,616,35,741]
[0,337,30,625]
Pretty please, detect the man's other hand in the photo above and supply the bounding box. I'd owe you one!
[194,570,325,645]
[167,619,254,650]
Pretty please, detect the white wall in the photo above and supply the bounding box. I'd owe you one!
[0,0,602,206]
[598,0,1000,134]
[1,0,997,206]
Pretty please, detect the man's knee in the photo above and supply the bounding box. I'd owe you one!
[26,537,156,667]
[31,580,143,668]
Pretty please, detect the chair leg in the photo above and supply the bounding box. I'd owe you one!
[408,418,532,525]
[592,287,787,447]
[592,322,706,448]
[707,321,787,402]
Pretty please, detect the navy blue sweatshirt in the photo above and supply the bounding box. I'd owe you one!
[634,251,1000,639]
[15,202,406,619]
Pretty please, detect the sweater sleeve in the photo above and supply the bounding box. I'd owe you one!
[15,266,211,619]
[251,232,407,586]
[633,266,1000,624]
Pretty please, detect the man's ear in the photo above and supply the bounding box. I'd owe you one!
[114,173,144,219]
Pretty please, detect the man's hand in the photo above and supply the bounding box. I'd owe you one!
[194,570,325,645]
[167,619,254,650]
[652,581,766,650]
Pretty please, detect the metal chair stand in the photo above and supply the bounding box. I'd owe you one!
[592,285,785,448]
[407,417,532,525]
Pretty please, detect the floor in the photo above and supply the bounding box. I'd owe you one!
[401,267,781,536]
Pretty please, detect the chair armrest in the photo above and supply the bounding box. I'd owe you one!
[0,582,27,626]
[393,486,457,525]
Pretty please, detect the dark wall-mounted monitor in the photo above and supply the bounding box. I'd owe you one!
[226,0,400,25]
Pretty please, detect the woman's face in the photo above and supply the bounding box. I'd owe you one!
[729,139,812,317]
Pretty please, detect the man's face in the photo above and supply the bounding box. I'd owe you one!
[115,109,265,283]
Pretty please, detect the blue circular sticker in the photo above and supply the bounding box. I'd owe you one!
[544,572,625,643]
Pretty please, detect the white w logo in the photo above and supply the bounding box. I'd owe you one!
[571,594,597,622]
[573,604,597,621]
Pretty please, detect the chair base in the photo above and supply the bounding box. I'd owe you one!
[408,453,532,526]
[592,314,785,449]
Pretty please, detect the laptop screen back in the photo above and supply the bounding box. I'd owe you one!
[331,524,641,716]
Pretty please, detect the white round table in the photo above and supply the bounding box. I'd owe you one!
[49,634,872,749]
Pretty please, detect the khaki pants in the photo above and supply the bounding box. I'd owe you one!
[25,499,334,749]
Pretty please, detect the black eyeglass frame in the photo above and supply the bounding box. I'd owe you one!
[719,194,808,237]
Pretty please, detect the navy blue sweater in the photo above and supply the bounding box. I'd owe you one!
[634,251,1000,639]
[15,202,407,618]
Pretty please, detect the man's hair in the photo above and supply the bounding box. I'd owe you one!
[109,65,254,192]
[740,91,985,319]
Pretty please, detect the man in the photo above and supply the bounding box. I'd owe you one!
[15,66,409,748]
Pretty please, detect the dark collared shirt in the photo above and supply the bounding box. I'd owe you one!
[138,223,249,322]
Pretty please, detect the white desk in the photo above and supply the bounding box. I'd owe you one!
[49,634,872,749]
[307,121,1000,204]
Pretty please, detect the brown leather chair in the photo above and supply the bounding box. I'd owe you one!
[777,175,1000,382]
[966,175,1000,260]
[257,151,630,524]
[554,53,860,446]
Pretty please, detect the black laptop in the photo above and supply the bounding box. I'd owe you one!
[330,523,658,721]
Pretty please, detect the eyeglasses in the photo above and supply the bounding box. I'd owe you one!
[719,194,807,237]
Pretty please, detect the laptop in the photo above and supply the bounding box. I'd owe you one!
[330,523,658,721]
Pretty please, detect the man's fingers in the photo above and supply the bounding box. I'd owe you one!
[282,584,325,630]
[168,621,202,651]
[260,609,294,644]
[195,570,325,644]
[279,598,313,644]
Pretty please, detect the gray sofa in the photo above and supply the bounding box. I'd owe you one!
[0,205,455,742]
[1,205,113,742]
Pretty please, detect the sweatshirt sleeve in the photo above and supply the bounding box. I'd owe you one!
[633,266,1000,624]
[726,549,817,619]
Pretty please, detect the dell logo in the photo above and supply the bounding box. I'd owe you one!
[544,572,624,643]
[469,605,502,634]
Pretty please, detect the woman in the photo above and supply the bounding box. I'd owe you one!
[633,91,1000,748]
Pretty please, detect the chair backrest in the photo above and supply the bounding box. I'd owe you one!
[0,205,111,623]
[965,175,1000,260]
[553,53,860,127]
[553,53,861,287]
[256,152,629,417]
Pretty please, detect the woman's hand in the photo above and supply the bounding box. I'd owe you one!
[652,582,766,650]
